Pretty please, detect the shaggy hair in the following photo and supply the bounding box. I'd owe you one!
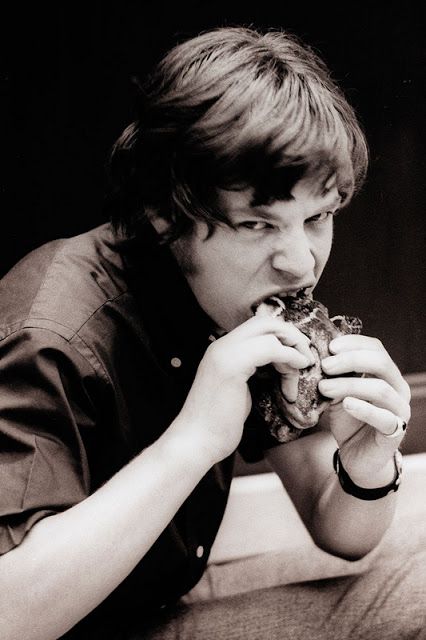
[106,26,368,241]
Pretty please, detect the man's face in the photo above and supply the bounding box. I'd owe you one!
[171,178,341,332]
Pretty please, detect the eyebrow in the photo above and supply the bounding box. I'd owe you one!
[229,196,342,220]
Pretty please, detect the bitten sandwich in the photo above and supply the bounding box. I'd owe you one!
[251,294,362,443]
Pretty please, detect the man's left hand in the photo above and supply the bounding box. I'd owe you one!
[318,334,411,487]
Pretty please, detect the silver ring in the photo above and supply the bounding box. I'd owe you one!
[384,416,407,439]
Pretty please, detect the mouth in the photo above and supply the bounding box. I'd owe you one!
[275,288,311,301]
[251,287,312,315]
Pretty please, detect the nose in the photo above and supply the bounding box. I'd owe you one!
[270,229,316,281]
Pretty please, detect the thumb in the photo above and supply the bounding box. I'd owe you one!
[280,371,300,403]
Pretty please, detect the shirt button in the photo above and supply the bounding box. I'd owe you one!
[171,357,182,368]
[196,545,204,559]
[208,334,216,343]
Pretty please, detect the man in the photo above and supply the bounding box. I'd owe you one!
[0,26,418,640]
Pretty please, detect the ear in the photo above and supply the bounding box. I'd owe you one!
[146,209,170,236]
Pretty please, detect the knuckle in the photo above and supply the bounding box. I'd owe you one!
[351,352,365,370]
[206,340,219,357]
[371,337,384,351]
[362,404,376,423]
[376,379,391,401]
[281,320,305,338]
[205,340,226,366]
[405,405,412,423]
[403,379,412,402]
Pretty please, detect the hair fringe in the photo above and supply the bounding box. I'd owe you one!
[105,26,369,240]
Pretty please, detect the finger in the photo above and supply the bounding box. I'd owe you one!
[248,334,312,371]
[275,326,314,363]
[318,377,411,422]
[273,361,303,375]
[329,334,386,354]
[232,314,290,338]
[321,350,411,401]
[342,396,408,444]
[280,372,300,403]
[235,316,314,362]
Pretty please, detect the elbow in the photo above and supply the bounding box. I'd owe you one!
[313,536,373,562]
[307,521,385,562]
[311,533,382,562]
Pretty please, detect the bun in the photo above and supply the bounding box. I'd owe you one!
[251,296,362,443]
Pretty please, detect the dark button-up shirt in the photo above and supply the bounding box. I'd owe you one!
[0,222,273,638]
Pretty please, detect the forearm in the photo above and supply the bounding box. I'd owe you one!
[0,417,212,640]
[267,433,399,561]
[310,459,398,560]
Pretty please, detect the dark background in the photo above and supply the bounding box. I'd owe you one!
[5,2,426,374]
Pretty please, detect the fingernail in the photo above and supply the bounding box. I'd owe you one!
[343,398,357,411]
[321,356,336,372]
[318,379,334,395]
[300,356,311,368]
[304,348,315,366]
[328,339,338,353]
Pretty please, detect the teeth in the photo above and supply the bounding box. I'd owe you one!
[253,288,310,316]
[279,288,307,299]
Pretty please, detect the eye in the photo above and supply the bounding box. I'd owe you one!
[306,210,337,224]
[237,221,273,231]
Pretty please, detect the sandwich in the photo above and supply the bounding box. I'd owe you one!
[251,293,362,443]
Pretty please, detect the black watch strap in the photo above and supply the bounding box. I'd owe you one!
[333,448,402,501]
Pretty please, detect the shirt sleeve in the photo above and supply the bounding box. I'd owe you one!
[0,327,100,555]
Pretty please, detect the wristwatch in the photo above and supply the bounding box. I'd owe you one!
[333,448,402,500]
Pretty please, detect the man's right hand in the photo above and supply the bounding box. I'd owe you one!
[173,315,314,467]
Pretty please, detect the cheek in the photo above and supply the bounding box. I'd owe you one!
[312,227,333,272]
[200,230,257,276]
